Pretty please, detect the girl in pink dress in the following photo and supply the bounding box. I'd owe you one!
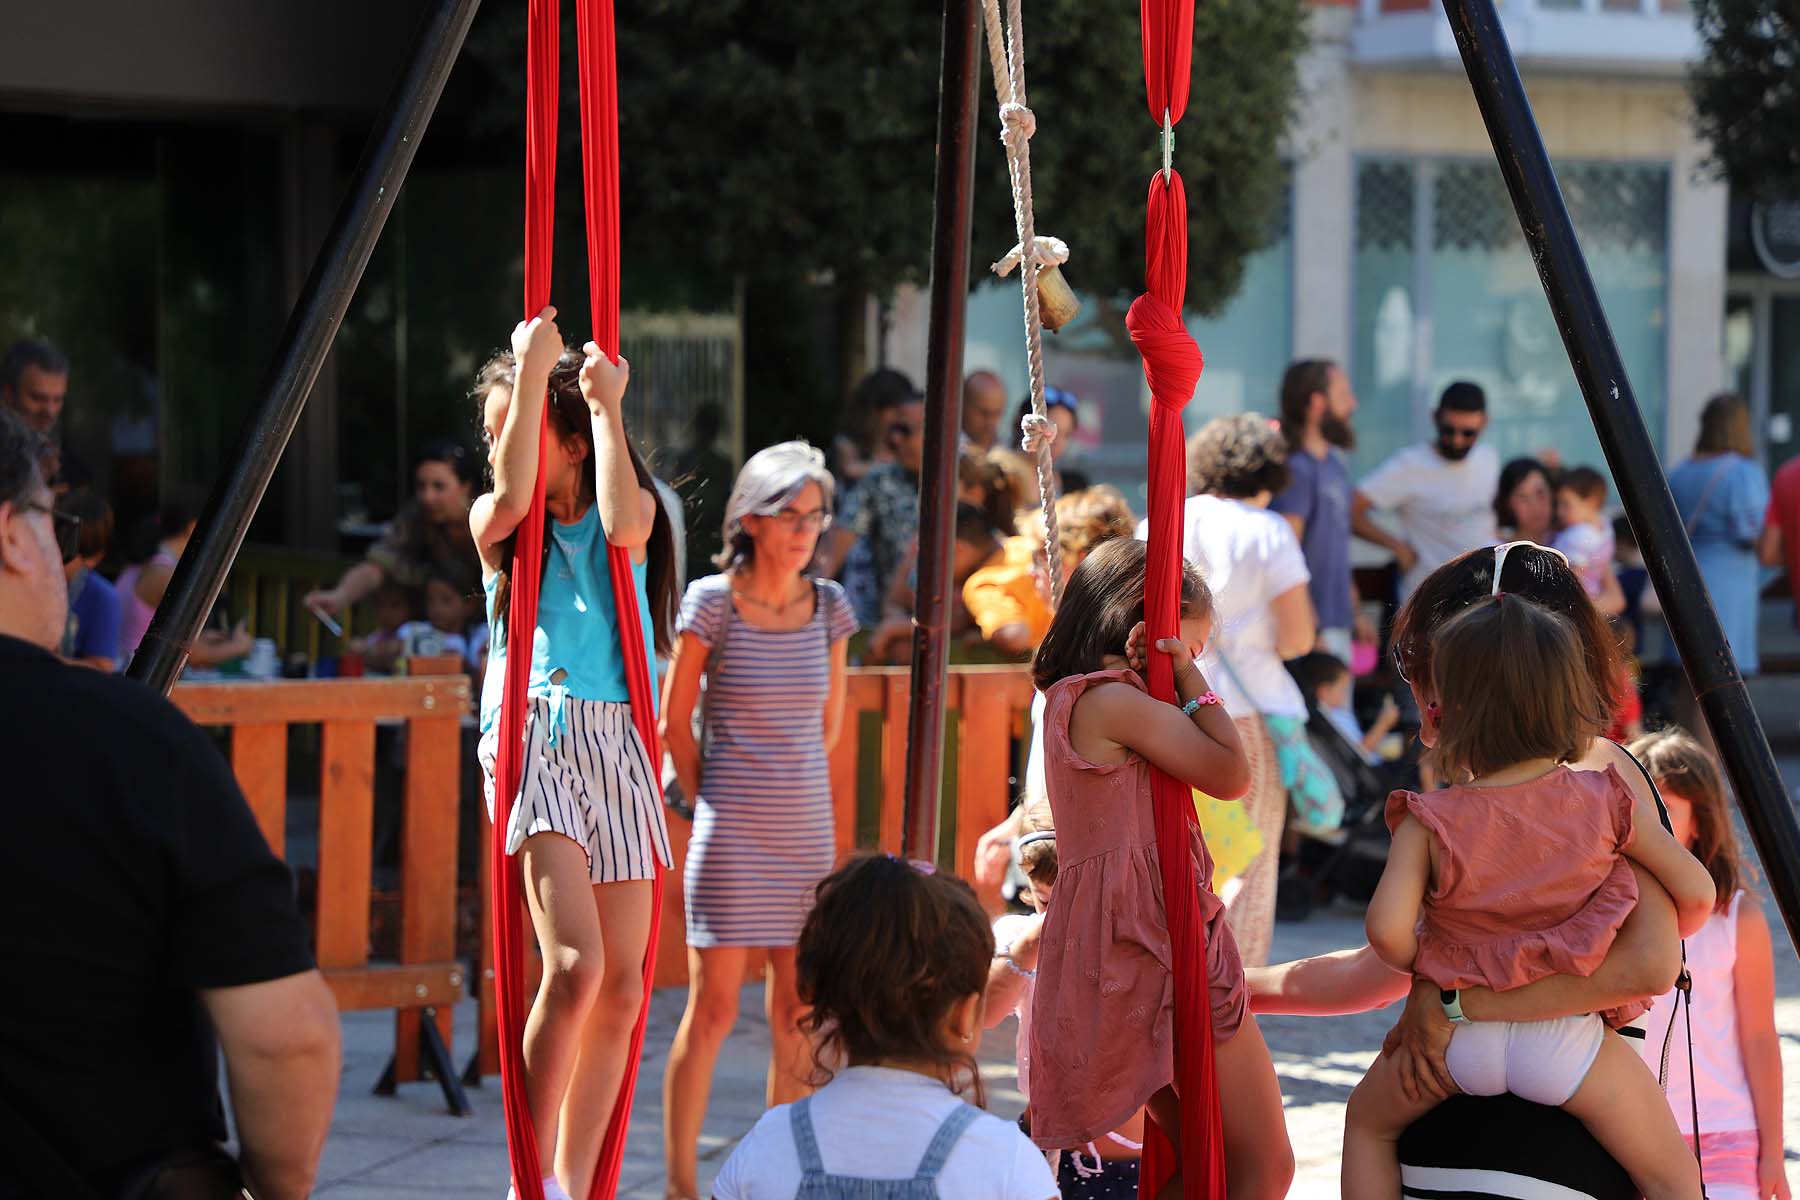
[1347,593,1718,1200]
[1027,537,1293,1199]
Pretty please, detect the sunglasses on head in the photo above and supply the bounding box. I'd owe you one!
[1391,540,1572,684]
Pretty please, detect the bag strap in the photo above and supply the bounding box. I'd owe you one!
[1685,459,1732,536]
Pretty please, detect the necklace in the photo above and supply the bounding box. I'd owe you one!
[731,579,810,613]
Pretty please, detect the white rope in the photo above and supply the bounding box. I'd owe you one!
[982,0,1062,608]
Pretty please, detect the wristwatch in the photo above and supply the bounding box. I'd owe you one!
[1440,988,1469,1023]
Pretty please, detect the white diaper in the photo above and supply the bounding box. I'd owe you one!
[1443,1015,1607,1107]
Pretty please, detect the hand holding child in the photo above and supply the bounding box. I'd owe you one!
[578,341,630,417]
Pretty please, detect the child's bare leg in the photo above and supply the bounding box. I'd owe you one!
[1342,1050,1442,1200]
[1216,1019,1294,1200]
[1562,1033,1700,1200]
[1146,1085,1182,1200]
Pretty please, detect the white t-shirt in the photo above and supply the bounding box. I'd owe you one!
[1145,495,1310,720]
[712,1066,1057,1200]
[1356,442,1500,599]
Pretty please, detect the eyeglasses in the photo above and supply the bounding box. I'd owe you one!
[1392,539,1572,684]
[19,500,81,563]
[1434,421,1482,443]
[768,507,832,534]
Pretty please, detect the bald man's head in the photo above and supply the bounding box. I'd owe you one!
[962,370,1007,451]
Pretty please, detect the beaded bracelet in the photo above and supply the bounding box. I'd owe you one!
[1180,692,1223,717]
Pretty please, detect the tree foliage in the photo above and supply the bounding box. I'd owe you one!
[466,0,1306,315]
[1690,0,1800,201]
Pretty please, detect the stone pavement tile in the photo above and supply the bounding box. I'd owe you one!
[316,1186,499,1200]
[314,1132,440,1190]
[352,1137,512,1191]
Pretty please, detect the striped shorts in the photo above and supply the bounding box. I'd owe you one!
[479,695,673,884]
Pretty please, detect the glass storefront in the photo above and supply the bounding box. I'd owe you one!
[1350,156,1670,483]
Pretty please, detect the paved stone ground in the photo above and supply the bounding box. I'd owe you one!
[307,895,1800,1199]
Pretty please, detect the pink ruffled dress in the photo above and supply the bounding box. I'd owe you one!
[1386,763,1648,1025]
[1028,669,1248,1150]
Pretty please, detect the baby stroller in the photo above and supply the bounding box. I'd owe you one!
[1275,691,1417,921]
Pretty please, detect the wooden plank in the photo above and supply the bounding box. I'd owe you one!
[315,720,376,971]
[957,675,1016,912]
[324,962,465,1011]
[654,819,691,990]
[832,674,883,860]
[475,814,500,1077]
[231,723,287,856]
[880,674,909,854]
[393,709,461,1082]
[174,674,471,727]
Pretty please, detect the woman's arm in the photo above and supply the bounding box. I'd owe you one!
[579,343,656,555]
[1090,638,1248,798]
[822,638,850,752]
[1594,562,1626,619]
[1270,582,1317,662]
[658,630,710,804]
[973,807,1028,889]
[1759,520,1785,569]
[1732,900,1790,1200]
[1365,818,1430,971]
[1246,944,1410,1016]
[304,560,387,616]
[473,308,561,553]
[1622,791,1717,936]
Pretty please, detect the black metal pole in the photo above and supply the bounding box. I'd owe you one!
[903,0,980,860]
[128,0,483,695]
[1442,0,1800,952]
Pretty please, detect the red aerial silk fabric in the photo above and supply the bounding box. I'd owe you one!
[1133,2,1225,1197]
[493,1,664,1197]
[1139,0,1194,125]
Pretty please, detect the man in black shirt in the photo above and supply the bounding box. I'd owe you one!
[0,408,339,1198]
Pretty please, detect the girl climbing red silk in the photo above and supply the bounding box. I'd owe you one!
[493,2,663,1198]
[1133,0,1227,1196]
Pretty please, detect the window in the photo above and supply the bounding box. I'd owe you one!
[1351,157,1669,485]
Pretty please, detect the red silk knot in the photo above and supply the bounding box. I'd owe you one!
[1127,294,1203,414]
[1144,169,1188,313]
[1139,0,1194,125]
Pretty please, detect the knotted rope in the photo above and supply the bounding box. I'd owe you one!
[981,0,1062,607]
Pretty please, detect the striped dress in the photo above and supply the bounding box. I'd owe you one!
[680,574,857,947]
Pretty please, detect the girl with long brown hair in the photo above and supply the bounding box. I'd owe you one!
[1629,729,1788,1200]
[470,306,679,1200]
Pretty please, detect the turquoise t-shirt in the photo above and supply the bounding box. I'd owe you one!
[479,501,658,732]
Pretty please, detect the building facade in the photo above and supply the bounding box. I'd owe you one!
[896,0,1787,508]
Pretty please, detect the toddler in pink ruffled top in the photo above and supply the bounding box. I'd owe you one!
[1344,593,1717,1200]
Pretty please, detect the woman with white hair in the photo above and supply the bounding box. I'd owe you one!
[658,440,857,1200]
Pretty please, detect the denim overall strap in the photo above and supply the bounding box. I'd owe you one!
[911,1103,981,1181]
[789,1096,828,1177]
